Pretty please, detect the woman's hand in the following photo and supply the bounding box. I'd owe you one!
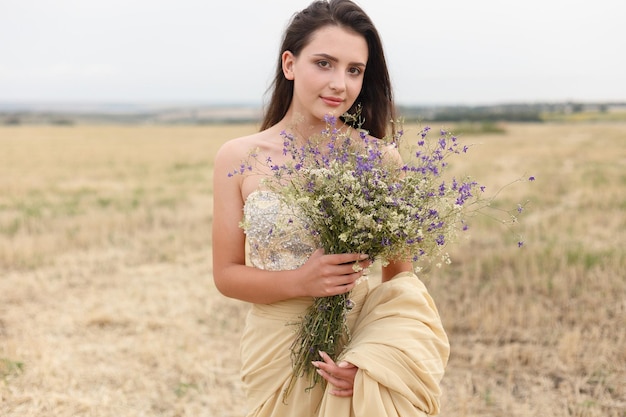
[313,351,358,397]
[296,249,371,298]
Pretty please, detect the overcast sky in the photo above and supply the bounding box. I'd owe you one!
[1,0,624,106]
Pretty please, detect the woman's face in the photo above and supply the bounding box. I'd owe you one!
[282,25,368,124]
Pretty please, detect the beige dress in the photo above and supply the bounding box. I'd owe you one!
[241,190,450,417]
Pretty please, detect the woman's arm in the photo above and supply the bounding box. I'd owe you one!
[211,140,370,304]
[381,260,413,283]
[378,144,415,282]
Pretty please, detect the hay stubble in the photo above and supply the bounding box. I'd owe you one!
[0,123,624,416]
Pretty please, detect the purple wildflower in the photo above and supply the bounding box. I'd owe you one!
[439,182,446,197]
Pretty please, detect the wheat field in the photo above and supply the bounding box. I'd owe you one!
[0,122,624,417]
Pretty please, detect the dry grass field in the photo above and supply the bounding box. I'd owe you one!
[0,122,624,417]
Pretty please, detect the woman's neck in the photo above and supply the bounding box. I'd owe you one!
[276,110,347,143]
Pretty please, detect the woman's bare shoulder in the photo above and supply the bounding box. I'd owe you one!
[357,129,404,164]
[213,128,284,185]
[216,131,265,160]
[217,126,284,158]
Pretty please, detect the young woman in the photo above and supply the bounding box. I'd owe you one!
[212,1,449,416]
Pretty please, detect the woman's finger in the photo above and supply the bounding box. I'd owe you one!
[329,387,354,397]
[314,351,357,395]
[315,367,352,390]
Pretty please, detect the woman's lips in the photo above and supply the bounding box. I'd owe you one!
[321,96,343,107]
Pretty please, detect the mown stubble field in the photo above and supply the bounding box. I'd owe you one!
[0,122,624,417]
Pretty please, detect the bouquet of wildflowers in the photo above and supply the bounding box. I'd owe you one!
[257,111,487,397]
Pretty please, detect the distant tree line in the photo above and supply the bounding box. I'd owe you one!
[401,106,542,122]
[398,101,625,123]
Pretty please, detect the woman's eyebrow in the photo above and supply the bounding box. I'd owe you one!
[312,53,366,68]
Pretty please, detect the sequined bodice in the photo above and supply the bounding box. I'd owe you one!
[242,190,317,271]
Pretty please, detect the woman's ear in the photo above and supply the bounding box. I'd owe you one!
[282,51,295,80]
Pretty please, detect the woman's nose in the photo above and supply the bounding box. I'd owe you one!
[329,71,346,92]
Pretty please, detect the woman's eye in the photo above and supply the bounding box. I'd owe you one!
[317,60,330,68]
[349,67,362,75]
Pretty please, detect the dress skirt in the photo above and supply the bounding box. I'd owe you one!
[240,272,449,417]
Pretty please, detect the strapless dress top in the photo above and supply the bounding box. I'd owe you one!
[242,190,317,271]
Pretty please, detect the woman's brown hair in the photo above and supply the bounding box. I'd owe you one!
[260,0,395,139]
